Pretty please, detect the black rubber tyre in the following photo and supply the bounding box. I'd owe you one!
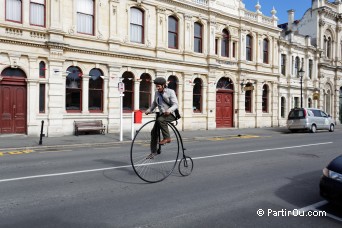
[310,124,317,133]
[178,156,193,176]
[130,120,179,183]
[329,124,334,132]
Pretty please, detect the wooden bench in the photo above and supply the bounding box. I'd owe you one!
[74,120,106,136]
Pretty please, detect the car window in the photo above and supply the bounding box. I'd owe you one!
[307,110,313,116]
[288,109,305,119]
[312,110,322,117]
[321,111,327,117]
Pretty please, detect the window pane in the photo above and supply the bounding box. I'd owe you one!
[168,33,177,48]
[131,8,143,25]
[39,61,46,78]
[30,2,44,26]
[130,24,143,43]
[194,23,201,37]
[77,13,93,34]
[39,84,45,113]
[66,89,81,110]
[168,17,177,33]
[194,38,202,53]
[89,90,102,111]
[6,0,22,22]
[77,0,93,14]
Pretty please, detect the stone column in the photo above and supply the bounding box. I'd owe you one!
[82,76,89,113]
[254,80,262,127]
[182,73,193,130]
[47,60,65,136]
[26,57,39,135]
[107,64,122,133]
[184,15,192,54]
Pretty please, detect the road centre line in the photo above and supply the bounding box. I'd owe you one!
[0,142,332,183]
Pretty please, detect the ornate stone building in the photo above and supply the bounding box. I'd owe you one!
[0,0,340,136]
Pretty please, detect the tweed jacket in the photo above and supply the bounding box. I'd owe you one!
[147,88,178,114]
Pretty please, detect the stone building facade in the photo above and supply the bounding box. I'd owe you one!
[0,0,341,136]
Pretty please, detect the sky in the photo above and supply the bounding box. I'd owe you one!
[243,0,313,24]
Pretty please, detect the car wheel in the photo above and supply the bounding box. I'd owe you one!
[310,124,317,133]
[329,124,334,132]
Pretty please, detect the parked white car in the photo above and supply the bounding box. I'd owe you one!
[287,108,335,133]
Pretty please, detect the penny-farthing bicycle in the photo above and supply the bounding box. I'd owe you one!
[130,113,193,183]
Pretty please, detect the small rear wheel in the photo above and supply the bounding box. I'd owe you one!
[178,156,193,176]
[310,124,317,133]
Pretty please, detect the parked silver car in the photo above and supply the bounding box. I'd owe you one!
[287,108,335,133]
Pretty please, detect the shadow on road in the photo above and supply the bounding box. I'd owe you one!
[274,170,323,207]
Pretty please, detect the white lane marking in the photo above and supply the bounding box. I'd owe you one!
[296,200,328,212]
[297,200,342,222]
[0,142,333,183]
[191,142,333,161]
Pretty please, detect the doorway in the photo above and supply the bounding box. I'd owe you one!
[215,77,234,128]
[0,68,27,134]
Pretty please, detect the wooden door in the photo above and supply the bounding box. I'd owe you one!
[0,85,27,134]
[216,91,233,128]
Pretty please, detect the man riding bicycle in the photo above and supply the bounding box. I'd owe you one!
[145,77,179,158]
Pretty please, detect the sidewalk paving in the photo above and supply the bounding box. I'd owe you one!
[0,125,339,151]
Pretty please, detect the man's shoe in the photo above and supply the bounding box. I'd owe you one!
[159,138,171,145]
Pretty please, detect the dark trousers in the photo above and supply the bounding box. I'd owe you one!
[150,113,176,153]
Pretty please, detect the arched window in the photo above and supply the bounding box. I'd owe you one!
[326,89,331,115]
[89,68,103,112]
[295,56,300,76]
[1,67,26,77]
[194,22,202,53]
[77,0,94,35]
[66,66,82,112]
[130,7,144,43]
[221,29,230,57]
[246,34,252,61]
[324,35,327,55]
[308,98,312,108]
[139,73,151,110]
[281,97,286,118]
[216,77,234,90]
[262,84,269,113]
[39,61,46,78]
[308,59,313,79]
[167,75,178,96]
[193,78,202,112]
[245,83,252,112]
[263,39,269,64]
[281,54,286,76]
[123,72,134,111]
[327,37,331,58]
[168,16,178,49]
[6,0,22,23]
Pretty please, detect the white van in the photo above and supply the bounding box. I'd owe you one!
[287,108,335,133]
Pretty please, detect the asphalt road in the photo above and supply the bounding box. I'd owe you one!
[0,128,342,227]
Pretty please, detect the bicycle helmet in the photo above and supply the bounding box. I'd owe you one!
[153,77,166,85]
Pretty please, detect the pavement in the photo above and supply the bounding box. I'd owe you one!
[2,125,341,151]
[0,126,295,151]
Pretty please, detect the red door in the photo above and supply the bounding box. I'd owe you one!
[0,85,27,134]
[216,91,233,128]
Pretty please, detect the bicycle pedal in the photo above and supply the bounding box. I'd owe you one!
[183,148,187,150]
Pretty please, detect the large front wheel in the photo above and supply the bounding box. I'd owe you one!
[130,120,179,183]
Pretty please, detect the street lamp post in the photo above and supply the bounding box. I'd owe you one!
[298,67,305,108]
